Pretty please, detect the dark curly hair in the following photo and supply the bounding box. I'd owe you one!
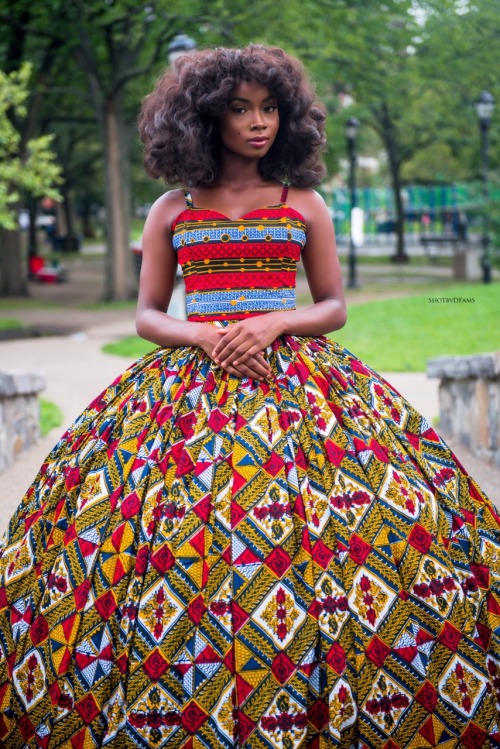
[139,44,327,188]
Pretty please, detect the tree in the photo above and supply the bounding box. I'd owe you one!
[0,63,61,295]
[303,1,443,260]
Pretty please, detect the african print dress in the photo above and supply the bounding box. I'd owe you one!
[1,185,500,749]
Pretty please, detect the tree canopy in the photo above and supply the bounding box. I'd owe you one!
[0,63,61,230]
[0,0,497,294]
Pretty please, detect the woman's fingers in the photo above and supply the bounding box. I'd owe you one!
[221,355,271,381]
[211,327,271,375]
[252,352,272,375]
[218,340,267,368]
[224,364,261,380]
[214,330,258,363]
[231,351,271,375]
[213,346,271,371]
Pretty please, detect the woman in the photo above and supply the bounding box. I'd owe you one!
[1,44,499,749]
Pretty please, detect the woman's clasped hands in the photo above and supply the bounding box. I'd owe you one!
[200,314,282,381]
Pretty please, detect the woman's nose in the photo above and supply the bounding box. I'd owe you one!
[251,110,266,129]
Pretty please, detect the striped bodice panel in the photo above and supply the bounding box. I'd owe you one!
[171,205,307,321]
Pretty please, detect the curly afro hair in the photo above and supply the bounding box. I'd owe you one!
[139,44,327,188]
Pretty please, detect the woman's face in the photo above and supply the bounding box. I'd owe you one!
[218,80,279,160]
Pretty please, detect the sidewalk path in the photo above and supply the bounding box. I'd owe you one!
[1,319,498,533]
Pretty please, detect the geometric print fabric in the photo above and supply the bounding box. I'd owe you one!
[1,202,500,747]
[1,331,499,748]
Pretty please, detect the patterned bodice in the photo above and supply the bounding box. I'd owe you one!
[171,185,306,321]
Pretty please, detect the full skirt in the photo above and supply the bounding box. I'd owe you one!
[1,331,500,748]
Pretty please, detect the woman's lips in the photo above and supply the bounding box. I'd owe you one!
[247,138,269,148]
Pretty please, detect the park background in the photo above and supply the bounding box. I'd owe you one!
[0,0,499,521]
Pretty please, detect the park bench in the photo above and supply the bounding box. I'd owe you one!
[29,256,68,283]
[420,233,460,262]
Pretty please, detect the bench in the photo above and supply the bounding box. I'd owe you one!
[420,234,460,262]
[29,256,68,283]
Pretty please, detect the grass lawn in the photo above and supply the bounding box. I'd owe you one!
[330,282,499,371]
[101,281,499,371]
[0,318,25,330]
[40,398,64,437]
[339,253,453,267]
[79,300,138,311]
[102,336,155,358]
[0,299,60,311]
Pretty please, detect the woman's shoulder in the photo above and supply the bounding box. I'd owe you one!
[287,186,329,224]
[145,188,189,230]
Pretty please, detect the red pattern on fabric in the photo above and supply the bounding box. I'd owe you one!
[178,243,302,264]
[185,271,297,293]
[171,204,305,232]
[173,205,306,321]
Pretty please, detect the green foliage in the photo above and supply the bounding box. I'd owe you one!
[0,63,61,229]
[2,0,498,243]
[39,397,64,437]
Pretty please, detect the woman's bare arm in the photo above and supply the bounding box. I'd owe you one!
[135,190,208,348]
[273,188,347,336]
[135,190,272,380]
[212,190,347,367]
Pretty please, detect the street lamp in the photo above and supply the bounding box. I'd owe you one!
[345,117,360,288]
[475,91,495,284]
[168,34,197,65]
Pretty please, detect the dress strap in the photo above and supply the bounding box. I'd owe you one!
[183,189,194,208]
[280,183,289,204]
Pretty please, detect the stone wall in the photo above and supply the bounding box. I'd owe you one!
[427,352,500,468]
[0,370,46,472]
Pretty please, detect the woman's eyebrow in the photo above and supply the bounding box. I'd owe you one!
[229,96,276,103]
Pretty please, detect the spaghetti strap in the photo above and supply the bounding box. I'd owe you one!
[280,183,289,203]
[184,188,194,208]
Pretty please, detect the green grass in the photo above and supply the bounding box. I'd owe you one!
[101,281,499,370]
[338,253,453,267]
[0,299,61,311]
[330,282,500,371]
[0,318,25,330]
[40,398,64,437]
[297,278,465,309]
[79,299,138,311]
[102,335,154,358]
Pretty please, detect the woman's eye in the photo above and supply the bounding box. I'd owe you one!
[232,107,246,114]
[264,105,278,113]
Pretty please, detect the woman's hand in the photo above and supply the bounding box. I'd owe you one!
[212,314,282,370]
[198,325,272,381]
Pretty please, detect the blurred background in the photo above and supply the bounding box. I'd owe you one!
[0,0,499,516]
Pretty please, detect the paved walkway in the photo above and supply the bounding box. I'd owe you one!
[1,312,498,533]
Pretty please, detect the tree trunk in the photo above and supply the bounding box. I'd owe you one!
[81,194,95,239]
[385,136,409,262]
[0,226,28,297]
[102,95,135,301]
[28,197,38,258]
[62,188,75,252]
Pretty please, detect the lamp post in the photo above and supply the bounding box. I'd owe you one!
[345,117,360,288]
[168,34,197,65]
[475,91,495,284]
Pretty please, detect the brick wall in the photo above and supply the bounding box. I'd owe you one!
[0,370,46,472]
[427,352,500,469]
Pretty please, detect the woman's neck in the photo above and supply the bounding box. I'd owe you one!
[217,152,265,189]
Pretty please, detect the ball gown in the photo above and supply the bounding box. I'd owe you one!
[1,185,499,749]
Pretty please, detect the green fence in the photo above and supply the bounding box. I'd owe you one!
[323,181,500,243]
